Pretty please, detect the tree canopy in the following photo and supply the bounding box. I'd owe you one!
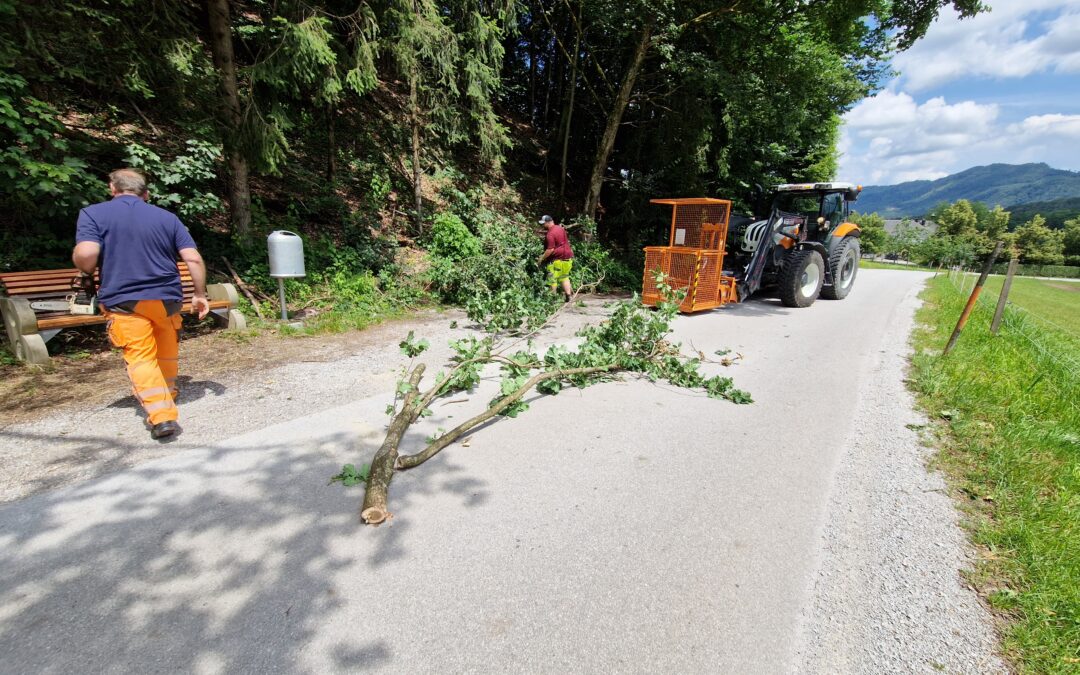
[1,0,991,272]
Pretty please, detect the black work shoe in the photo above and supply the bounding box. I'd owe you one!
[151,421,179,440]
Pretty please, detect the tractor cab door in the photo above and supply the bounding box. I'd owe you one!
[821,191,844,229]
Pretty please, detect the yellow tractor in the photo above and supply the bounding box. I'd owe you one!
[643,183,863,311]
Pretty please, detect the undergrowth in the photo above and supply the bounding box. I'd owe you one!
[910,276,1079,673]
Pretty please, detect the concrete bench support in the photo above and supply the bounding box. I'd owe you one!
[1,281,246,365]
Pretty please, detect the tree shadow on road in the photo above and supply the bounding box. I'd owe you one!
[0,425,489,672]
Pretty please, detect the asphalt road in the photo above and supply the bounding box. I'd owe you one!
[0,269,994,673]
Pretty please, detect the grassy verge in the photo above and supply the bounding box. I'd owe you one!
[861,259,937,272]
[910,276,1080,673]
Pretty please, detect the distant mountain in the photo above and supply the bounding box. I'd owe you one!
[1006,197,1080,229]
[852,163,1080,218]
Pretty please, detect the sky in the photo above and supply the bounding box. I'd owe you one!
[837,0,1080,186]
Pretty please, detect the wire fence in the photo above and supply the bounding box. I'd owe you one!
[943,266,1080,387]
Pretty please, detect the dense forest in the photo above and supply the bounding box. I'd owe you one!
[1,0,984,306]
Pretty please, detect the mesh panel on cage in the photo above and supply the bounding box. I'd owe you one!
[671,203,730,249]
[693,253,722,308]
[668,251,696,295]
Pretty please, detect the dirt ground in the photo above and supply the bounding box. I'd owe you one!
[0,314,445,428]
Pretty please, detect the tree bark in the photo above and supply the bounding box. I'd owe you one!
[528,34,537,126]
[360,364,426,525]
[205,0,252,240]
[558,19,581,202]
[326,102,336,184]
[583,23,652,220]
[410,74,423,235]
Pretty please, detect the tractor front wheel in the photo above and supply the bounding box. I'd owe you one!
[779,249,825,308]
[822,236,860,300]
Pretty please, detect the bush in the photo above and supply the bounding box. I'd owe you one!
[567,217,641,292]
[427,212,481,261]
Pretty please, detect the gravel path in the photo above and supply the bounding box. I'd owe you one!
[793,282,1007,673]
[0,302,611,503]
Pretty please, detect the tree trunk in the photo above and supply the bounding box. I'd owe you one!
[326,103,336,184]
[558,21,581,202]
[528,38,537,126]
[542,39,553,129]
[205,0,252,240]
[583,23,652,220]
[410,74,423,235]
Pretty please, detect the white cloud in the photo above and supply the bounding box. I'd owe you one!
[845,92,999,155]
[1009,113,1080,137]
[838,93,1080,184]
[893,1,1080,91]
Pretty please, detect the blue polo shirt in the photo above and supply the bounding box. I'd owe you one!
[75,194,198,308]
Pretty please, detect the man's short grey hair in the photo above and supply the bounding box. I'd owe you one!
[109,168,147,195]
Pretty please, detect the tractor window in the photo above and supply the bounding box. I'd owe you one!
[822,193,843,227]
[774,193,820,216]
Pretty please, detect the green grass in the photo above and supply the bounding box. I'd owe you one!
[910,276,1080,673]
[976,275,1080,337]
[860,259,937,272]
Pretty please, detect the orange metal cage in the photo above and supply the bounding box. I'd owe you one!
[642,198,737,313]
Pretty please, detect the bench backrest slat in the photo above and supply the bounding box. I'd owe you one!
[0,262,193,298]
[1,262,203,329]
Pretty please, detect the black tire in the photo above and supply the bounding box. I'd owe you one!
[779,249,825,308]
[822,237,860,300]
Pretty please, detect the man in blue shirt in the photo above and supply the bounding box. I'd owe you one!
[73,168,210,439]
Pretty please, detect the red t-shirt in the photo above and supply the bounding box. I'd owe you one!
[544,225,573,260]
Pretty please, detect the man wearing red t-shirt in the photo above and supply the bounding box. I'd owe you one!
[537,215,574,302]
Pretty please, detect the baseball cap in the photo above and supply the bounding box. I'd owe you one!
[538,215,554,225]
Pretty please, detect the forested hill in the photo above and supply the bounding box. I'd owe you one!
[855,163,1080,218]
[2,0,984,280]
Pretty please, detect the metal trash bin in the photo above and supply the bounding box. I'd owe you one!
[267,230,306,319]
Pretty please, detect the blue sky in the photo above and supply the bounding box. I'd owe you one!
[838,0,1080,185]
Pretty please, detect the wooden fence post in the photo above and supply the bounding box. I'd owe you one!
[991,258,1019,336]
[944,241,1005,356]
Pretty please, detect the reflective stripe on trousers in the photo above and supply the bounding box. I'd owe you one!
[105,300,182,425]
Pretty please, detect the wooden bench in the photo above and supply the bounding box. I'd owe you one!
[0,262,245,364]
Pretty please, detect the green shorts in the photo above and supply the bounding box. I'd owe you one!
[546,259,573,286]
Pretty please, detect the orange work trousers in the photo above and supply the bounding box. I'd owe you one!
[105,300,182,425]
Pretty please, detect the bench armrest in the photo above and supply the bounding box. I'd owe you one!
[206,283,239,307]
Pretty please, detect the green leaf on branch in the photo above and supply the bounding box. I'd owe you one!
[399,330,430,357]
[329,463,370,486]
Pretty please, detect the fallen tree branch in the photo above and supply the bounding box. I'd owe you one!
[222,256,268,319]
[360,364,426,525]
[396,364,614,470]
[352,273,751,525]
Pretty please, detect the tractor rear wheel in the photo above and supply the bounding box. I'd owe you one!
[779,249,825,308]
[822,236,860,300]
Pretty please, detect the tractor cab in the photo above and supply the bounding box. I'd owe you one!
[770,182,860,234]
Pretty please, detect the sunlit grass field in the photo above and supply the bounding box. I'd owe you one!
[911,276,1079,673]
[975,274,1080,337]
